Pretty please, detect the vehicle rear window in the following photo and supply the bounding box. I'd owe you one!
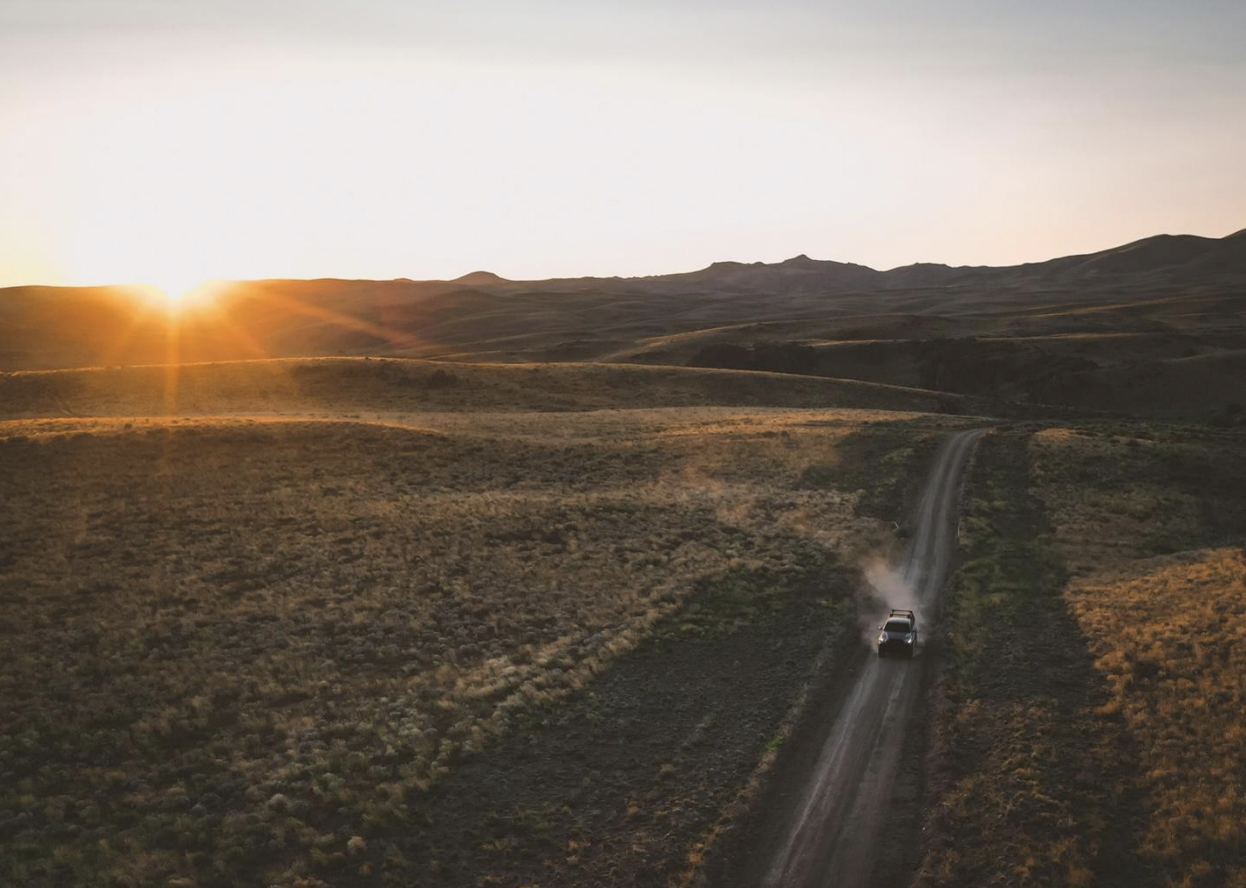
[884,621,910,633]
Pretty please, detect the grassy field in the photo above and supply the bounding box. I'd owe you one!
[918,424,1246,888]
[6,332,1242,887]
[0,374,963,887]
[0,356,971,421]
[1034,426,1246,887]
[3,274,1243,427]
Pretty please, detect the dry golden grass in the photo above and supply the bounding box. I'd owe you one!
[1030,427,1211,575]
[1067,548,1245,886]
[1032,427,1246,887]
[920,424,1246,888]
[0,402,955,886]
[0,355,964,421]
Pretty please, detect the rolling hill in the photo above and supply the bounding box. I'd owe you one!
[1,228,1242,420]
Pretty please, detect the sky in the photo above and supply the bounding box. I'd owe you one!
[1,0,1244,290]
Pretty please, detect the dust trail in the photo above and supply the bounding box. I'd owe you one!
[858,559,920,645]
[742,427,986,888]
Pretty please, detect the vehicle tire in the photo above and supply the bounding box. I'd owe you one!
[877,649,884,658]
[906,648,914,660]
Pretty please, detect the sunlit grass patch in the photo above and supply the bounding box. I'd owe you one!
[1068,548,1246,885]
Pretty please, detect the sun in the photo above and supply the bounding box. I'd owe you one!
[137,276,222,310]
[151,273,207,303]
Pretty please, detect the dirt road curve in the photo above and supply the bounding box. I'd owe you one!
[740,428,985,888]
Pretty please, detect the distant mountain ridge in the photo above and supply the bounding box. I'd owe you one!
[0,226,1242,372]
[436,228,1246,295]
[2,228,1242,300]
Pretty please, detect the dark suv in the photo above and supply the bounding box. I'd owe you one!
[877,609,917,659]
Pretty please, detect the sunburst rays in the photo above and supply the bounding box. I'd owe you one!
[105,279,432,415]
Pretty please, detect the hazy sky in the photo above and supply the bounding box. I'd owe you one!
[2,0,1244,290]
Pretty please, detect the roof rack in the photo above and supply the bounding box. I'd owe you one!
[888,608,916,620]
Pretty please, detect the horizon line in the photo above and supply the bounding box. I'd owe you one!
[3,225,1241,291]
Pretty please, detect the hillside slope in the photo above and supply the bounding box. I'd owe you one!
[1,228,1242,373]
[0,357,974,420]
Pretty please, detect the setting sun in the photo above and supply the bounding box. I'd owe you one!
[138,278,222,310]
[1,3,1245,887]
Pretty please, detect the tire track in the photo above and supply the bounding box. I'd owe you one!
[737,428,984,888]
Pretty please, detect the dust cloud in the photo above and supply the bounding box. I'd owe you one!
[856,558,920,645]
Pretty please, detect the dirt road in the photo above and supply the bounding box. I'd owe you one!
[733,428,985,888]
